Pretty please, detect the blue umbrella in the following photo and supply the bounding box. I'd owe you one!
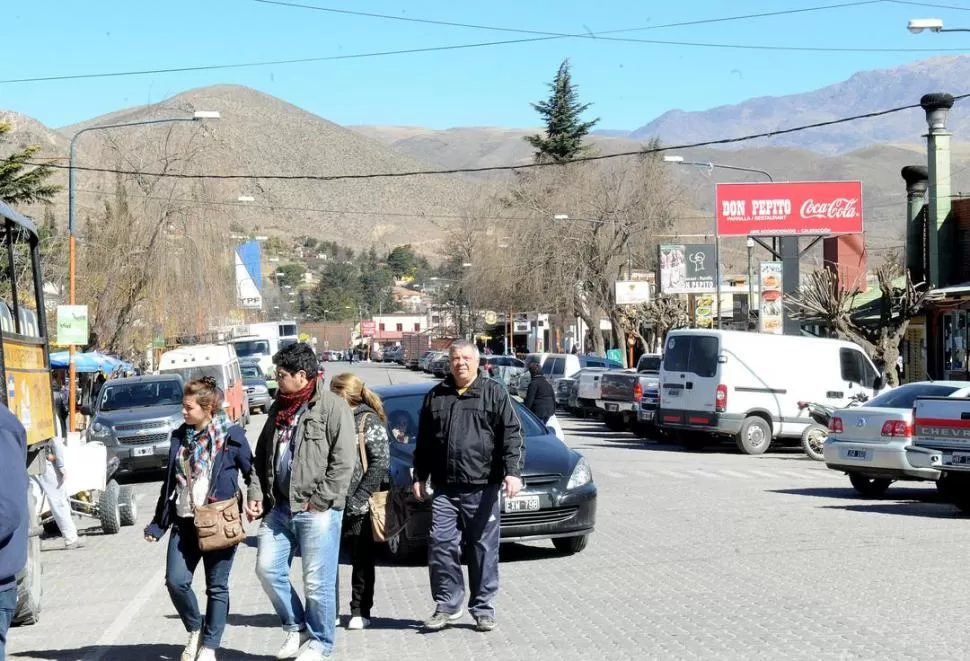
[49,350,119,373]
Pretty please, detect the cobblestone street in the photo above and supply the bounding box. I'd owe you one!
[9,363,970,660]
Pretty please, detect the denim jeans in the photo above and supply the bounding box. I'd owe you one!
[257,505,342,655]
[0,584,16,658]
[165,518,238,649]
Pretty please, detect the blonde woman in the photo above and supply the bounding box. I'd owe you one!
[329,373,391,630]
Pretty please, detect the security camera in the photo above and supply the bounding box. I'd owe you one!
[908,18,944,33]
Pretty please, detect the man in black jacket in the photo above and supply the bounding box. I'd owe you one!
[0,402,27,656]
[523,362,556,424]
[412,339,524,634]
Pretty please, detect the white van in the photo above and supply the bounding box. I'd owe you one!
[656,329,887,455]
[158,344,248,425]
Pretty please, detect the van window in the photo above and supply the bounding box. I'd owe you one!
[637,355,662,373]
[543,357,566,376]
[582,358,605,368]
[664,335,719,378]
[840,348,876,386]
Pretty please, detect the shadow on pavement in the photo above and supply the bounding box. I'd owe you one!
[367,616,424,630]
[15,644,265,660]
[114,470,166,485]
[769,486,940,502]
[820,502,964,519]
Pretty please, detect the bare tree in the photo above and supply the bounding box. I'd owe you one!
[619,295,690,353]
[785,261,928,386]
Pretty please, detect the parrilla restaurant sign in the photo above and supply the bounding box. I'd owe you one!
[715,181,863,236]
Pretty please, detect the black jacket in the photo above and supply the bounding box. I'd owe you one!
[0,404,27,589]
[413,370,524,487]
[145,423,253,540]
[523,375,556,423]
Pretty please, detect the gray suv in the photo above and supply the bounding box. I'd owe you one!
[83,374,185,474]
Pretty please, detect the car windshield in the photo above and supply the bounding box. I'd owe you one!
[99,380,183,411]
[240,365,262,378]
[637,355,662,372]
[866,383,961,409]
[161,366,225,389]
[381,391,546,454]
[232,339,270,357]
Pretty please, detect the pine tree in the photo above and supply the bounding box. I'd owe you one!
[0,123,59,205]
[525,59,599,163]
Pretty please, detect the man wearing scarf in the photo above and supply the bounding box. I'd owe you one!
[247,343,355,661]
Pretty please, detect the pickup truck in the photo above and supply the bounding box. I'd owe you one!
[907,396,970,512]
[596,354,662,435]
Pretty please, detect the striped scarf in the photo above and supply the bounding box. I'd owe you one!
[175,412,231,487]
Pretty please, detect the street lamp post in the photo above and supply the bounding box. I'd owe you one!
[907,18,970,33]
[663,156,774,330]
[66,111,219,431]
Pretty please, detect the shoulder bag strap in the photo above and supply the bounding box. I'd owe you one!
[356,414,370,473]
[184,458,197,512]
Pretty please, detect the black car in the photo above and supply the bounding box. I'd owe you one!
[374,382,597,562]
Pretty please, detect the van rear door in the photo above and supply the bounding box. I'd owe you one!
[660,334,721,426]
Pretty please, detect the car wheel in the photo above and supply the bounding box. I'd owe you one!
[552,535,589,555]
[99,481,122,535]
[800,424,828,461]
[118,485,137,527]
[736,416,771,455]
[937,473,961,501]
[603,414,625,432]
[848,474,892,497]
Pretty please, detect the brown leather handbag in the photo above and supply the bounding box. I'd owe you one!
[186,470,245,553]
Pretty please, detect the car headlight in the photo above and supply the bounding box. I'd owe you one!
[90,421,109,436]
[566,457,592,489]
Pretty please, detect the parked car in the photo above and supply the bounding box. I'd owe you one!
[908,393,970,512]
[243,372,272,414]
[515,354,622,397]
[429,354,451,378]
[241,358,277,398]
[598,354,662,431]
[657,329,888,455]
[824,381,970,497]
[375,382,597,562]
[421,351,446,373]
[482,355,526,389]
[82,374,186,475]
[562,368,611,415]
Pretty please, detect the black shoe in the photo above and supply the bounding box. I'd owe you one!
[474,615,496,632]
[423,609,463,631]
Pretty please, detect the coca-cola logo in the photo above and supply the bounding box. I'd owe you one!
[799,198,859,219]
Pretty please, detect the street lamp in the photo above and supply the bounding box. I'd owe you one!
[66,110,219,431]
[907,18,970,33]
[663,155,774,330]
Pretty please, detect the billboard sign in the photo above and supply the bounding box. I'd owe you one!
[361,321,377,337]
[235,250,263,310]
[56,305,89,345]
[759,262,784,334]
[716,181,863,236]
[659,244,716,294]
[615,280,651,306]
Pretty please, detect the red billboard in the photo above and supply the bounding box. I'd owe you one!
[361,320,377,337]
[715,181,863,237]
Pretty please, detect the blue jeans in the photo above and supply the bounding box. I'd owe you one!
[257,505,342,655]
[165,518,238,649]
[0,584,16,658]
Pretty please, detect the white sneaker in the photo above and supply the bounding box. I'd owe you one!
[275,630,308,659]
[294,645,327,661]
[347,616,370,630]
[196,649,217,661]
[181,631,201,661]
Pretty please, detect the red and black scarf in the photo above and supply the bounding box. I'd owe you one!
[275,377,318,430]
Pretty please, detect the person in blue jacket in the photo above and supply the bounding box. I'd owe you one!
[0,402,27,658]
[144,377,253,661]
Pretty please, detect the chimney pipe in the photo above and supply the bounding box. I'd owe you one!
[901,165,928,283]
[921,92,955,287]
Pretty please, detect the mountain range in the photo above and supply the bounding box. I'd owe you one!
[6,55,970,255]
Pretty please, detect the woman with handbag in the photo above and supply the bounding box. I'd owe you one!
[329,373,390,630]
[144,376,254,661]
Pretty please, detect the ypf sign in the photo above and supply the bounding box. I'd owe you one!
[715,181,863,237]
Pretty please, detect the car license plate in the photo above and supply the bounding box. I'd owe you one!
[951,452,970,466]
[844,448,869,460]
[504,495,540,513]
[640,410,655,421]
[132,446,154,457]
[605,403,618,412]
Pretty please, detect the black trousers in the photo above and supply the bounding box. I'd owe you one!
[338,513,376,618]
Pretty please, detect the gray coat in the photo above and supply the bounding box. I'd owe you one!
[248,378,356,514]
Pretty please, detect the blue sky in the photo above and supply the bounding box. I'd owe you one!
[4,0,970,130]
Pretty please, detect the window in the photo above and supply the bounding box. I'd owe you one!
[414,323,421,332]
[231,339,270,358]
[637,355,662,373]
[379,323,386,332]
[396,323,403,332]
[582,358,605,368]
[866,383,960,409]
[840,348,876,385]
[99,380,185,412]
[663,335,719,378]
[543,357,566,376]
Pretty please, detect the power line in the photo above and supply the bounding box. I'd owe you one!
[2,1,960,85]
[887,0,970,10]
[248,0,886,38]
[30,95,969,181]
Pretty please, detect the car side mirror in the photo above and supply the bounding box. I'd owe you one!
[872,375,884,391]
